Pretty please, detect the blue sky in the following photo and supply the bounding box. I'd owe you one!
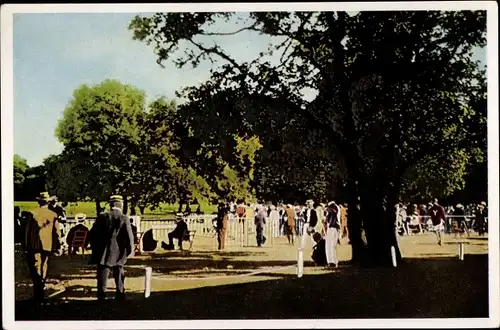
[13,13,486,167]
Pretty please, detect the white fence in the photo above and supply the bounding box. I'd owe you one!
[61,214,280,250]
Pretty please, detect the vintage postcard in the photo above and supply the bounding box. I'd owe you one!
[1,2,498,329]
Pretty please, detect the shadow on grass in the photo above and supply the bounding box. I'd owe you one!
[16,250,302,282]
[16,254,488,320]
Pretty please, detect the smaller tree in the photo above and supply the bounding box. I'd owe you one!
[13,154,29,200]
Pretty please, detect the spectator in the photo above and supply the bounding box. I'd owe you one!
[475,201,487,236]
[269,204,280,238]
[254,205,267,247]
[452,204,467,238]
[24,192,60,304]
[339,203,349,243]
[407,206,423,235]
[325,201,340,267]
[285,204,296,245]
[216,203,229,250]
[429,198,446,245]
[165,214,189,250]
[66,218,90,255]
[89,195,134,301]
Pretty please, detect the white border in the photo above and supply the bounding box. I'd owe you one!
[1,2,498,329]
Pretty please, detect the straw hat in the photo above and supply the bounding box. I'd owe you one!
[456,204,464,209]
[480,201,487,206]
[37,192,50,201]
[109,195,124,202]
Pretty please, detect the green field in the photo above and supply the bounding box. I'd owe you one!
[14,201,217,218]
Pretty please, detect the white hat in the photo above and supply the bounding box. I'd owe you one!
[456,204,464,209]
[328,201,336,207]
[480,201,487,206]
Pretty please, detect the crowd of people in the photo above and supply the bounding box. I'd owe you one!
[15,191,489,305]
[396,199,489,242]
[215,199,348,267]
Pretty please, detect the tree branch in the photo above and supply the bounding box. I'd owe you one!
[188,39,243,72]
[200,24,258,36]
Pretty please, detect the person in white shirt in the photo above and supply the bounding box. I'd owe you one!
[301,200,318,248]
[325,201,341,267]
[269,204,280,238]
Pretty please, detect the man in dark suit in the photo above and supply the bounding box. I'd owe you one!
[24,192,60,304]
[165,214,189,250]
[89,195,134,301]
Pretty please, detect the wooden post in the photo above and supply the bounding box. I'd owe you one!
[297,249,304,278]
[391,246,397,267]
[144,266,152,298]
[458,242,465,261]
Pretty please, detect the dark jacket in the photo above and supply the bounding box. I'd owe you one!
[66,223,90,247]
[89,208,134,266]
[429,204,446,226]
[326,206,340,229]
[307,208,318,227]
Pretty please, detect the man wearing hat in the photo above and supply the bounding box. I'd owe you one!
[89,195,134,300]
[66,214,90,255]
[23,192,60,303]
[164,213,189,250]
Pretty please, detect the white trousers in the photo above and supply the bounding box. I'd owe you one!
[325,227,339,265]
[300,222,311,249]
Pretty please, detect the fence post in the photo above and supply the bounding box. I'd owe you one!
[390,246,397,267]
[244,219,248,247]
[144,266,152,298]
[297,248,304,278]
[458,242,465,261]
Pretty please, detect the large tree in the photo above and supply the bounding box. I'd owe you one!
[55,79,147,214]
[130,11,486,266]
[136,96,214,213]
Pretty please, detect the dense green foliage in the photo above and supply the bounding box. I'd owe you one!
[129,10,487,265]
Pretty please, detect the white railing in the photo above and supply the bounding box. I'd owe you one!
[60,214,281,250]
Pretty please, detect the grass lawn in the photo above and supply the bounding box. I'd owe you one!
[14,201,218,218]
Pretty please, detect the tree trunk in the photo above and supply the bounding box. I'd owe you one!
[139,205,146,215]
[346,182,365,265]
[130,195,137,216]
[360,185,402,267]
[95,198,102,215]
